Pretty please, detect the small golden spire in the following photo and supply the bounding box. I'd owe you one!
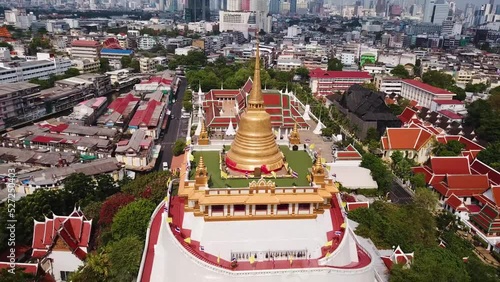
[248,39,264,108]
[314,151,323,169]
[197,156,206,170]
[201,121,207,135]
[292,123,298,134]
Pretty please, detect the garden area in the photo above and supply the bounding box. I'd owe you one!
[190,146,313,188]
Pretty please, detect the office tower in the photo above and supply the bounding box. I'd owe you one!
[184,0,211,22]
[269,0,280,14]
[375,0,386,15]
[159,0,165,10]
[290,0,296,14]
[242,0,250,10]
[431,2,450,25]
[227,0,241,10]
[423,0,435,22]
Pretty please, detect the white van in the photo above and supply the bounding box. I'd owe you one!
[162,162,169,171]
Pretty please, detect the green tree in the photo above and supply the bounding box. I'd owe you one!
[63,173,97,207]
[111,199,156,241]
[172,139,186,156]
[390,65,410,79]
[422,70,455,90]
[65,68,81,77]
[433,140,465,156]
[83,201,103,225]
[365,127,380,142]
[448,85,467,101]
[130,59,140,73]
[362,82,378,92]
[108,236,144,281]
[390,151,404,168]
[70,251,110,282]
[361,153,393,193]
[0,269,35,281]
[390,247,469,282]
[413,187,438,212]
[477,142,500,171]
[99,58,111,73]
[490,86,500,96]
[121,171,172,203]
[321,127,334,137]
[294,66,310,80]
[156,65,167,72]
[0,42,13,51]
[121,56,132,68]
[465,83,488,93]
[327,58,343,71]
[410,173,426,188]
[394,159,412,180]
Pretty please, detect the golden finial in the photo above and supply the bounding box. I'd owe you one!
[197,156,206,170]
[314,151,323,169]
[201,121,207,134]
[248,39,264,108]
[293,123,298,134]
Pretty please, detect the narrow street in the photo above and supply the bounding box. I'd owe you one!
[156,77,189,170]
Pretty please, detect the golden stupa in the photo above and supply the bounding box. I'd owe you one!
[225,42,284,173]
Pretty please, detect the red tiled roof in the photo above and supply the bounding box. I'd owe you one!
[346,202,369,211]
[438,110,463,120]
[384,128,432,151]
[108,93,140,114]
[0,27,12,38]
[471,159,500,186]
[402,79,454,95]
[466,204,482,213]
[309,68,372,79]
[398,107,417,123]
[32,136,61,143]
[446,174,489,189]
[433,99,464,105]
[129,100,163,127]
[0,262,38,274]
[31,208,92,261]
[430,157,471,175]
[492,186,500,205]
[446,194,465,210]
[71,40,100,47]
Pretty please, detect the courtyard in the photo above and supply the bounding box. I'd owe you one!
[190,146,313,188]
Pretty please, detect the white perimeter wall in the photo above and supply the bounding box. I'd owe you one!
[151,213,375,282]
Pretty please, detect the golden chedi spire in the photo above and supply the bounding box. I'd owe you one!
[311,151,325,185]
[225,41,284,173]
[289,122,301,145]
[195,156,208,189]
[198,121,209,145]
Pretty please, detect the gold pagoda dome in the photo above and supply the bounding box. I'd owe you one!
[225,42,284,173]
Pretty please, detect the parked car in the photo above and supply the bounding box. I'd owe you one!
[162,162,169,171]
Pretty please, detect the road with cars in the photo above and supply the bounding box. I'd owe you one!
[156,77,189,170]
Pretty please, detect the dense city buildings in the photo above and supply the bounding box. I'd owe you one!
[0,2,500,282]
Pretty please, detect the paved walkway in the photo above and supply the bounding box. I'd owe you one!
[301,119,335,162]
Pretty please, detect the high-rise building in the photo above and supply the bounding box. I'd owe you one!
[228,0,242,10]
[159,0,165,11]
[290,0,297,14]
[431,2,450,25]
[269,0,280,14]
[423,0,436,22]
[185,0,211,22]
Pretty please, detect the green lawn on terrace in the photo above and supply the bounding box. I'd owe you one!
[190,146,312,188]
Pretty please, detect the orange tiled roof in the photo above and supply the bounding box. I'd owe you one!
[0,26,12,38]
[384,127,432,151]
